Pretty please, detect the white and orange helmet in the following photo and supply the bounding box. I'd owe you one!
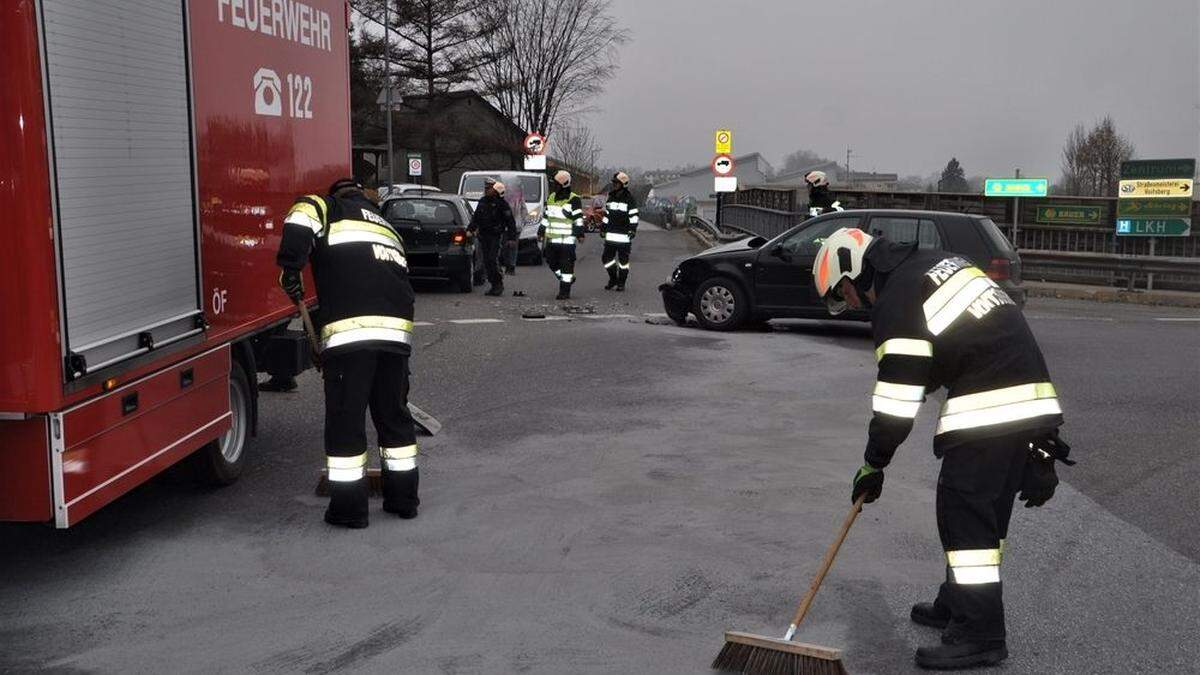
[812,228,874,315]
[554,170,572,187]
[804,171,830,188]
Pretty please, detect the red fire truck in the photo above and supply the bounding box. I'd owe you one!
[0,0,351,526]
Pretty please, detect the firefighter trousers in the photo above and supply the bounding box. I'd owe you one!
[933,432,1029,641]
[543,241,576,293]
[323,349,420,518]
[602,242,631,285]
[479,234,504,287]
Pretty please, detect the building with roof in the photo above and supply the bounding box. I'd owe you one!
[651,152,775,203]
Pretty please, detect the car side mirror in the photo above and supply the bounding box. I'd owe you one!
[770,244,790,260]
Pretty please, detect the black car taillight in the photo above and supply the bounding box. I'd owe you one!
[986,258,1011,281]
[451,230,467,245]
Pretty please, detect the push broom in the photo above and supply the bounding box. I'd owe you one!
[712,495,866,675]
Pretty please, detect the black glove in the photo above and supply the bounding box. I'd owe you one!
[1019,430,1074,508]
[279,269,304,302]
[851,463,884,504]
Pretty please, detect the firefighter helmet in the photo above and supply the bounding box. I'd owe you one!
[812,228,874,315]
[328,177,364,195]
[554,170,572,187]
[492,181,506,196]
[613,171,630,186]
[804,171,829,188]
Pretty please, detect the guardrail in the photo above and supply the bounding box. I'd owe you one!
[718,204,806,240]
[1020,250,1200,292]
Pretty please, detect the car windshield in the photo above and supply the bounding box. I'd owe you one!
[461,173,544,203]
[383,198,461,228]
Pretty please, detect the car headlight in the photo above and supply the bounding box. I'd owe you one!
[672,267,682,281]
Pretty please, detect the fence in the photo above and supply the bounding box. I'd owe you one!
[712,188,1200,292]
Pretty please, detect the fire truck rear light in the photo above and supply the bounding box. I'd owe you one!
[103,378,118,391]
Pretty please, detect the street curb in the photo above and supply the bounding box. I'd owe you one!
[1025,283,1200,308]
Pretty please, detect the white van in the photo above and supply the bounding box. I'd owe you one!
[459,170,549,265]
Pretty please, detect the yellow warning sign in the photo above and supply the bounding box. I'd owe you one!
[1118,178,1194,199]
[714,129,732,154]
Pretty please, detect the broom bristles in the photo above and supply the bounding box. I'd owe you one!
[712,632,848,675]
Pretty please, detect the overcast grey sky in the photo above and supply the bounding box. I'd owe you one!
[589,0,1200,180]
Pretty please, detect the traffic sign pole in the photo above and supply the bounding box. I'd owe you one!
[1012,169,1020,244]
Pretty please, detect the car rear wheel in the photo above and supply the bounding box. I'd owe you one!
[693,277,747,331]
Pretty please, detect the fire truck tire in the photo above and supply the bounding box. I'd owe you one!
[193,360,251,485]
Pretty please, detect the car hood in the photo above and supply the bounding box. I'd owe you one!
[695,236,767,258]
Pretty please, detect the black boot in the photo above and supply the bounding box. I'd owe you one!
[259,376,298,392]
[556,282,571,300]
[915,638,1007,670]
[382,467,420,519]
[911,602,951,629]
[324,478,369,528]
[604,279,616,290]
[485,284,504,296]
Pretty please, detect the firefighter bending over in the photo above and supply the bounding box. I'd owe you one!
[277,178,421,529]
[813,228,1073,670]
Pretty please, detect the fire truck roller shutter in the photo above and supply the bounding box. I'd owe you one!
[40,0,202,378]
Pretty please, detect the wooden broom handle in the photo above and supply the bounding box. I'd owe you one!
[789,495,867,628]
[296,301,322,371]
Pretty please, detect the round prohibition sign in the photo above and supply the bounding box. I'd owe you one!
[523,132,546,155]
[712,154,735,176]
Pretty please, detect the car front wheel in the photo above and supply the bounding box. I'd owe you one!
[693,277,748,331]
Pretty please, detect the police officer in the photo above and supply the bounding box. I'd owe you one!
[804,170,843,217]
[468,178,517,296]
[812,228,1073,669]
[277,178,421,529]
[539,170,584,300]
[601,171,639,291]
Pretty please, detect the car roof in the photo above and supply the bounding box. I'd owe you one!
[823,208,983,220]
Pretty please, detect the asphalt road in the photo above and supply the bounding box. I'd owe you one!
[2,224,1197,674]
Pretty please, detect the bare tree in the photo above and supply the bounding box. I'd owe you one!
[780,148,837,174]
[1060,116,1135,196]
[554,122,602,175]
[352,0,506,183]
[475,0,629,141]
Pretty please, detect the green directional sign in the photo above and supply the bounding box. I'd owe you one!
[1121,158,1196,180]
[985,178,1049,197]
[1116,197,1192,218]
[1036,205,1102,225]
[1116,218,1191,237]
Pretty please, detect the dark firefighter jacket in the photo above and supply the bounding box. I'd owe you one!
[276,190,415,357]
[469,193,518,240]
[602,187,640,243]
[863,241,1063,469]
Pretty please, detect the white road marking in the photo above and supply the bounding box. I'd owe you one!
[413,321,436,327]
[448,318,506,324]
[582,314,636,320]
[1025,315,1115,322]
[1155,317,1200,322]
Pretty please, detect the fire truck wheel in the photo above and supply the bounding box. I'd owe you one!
[194,360,251,485]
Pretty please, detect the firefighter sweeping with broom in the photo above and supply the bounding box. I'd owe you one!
[277,178,421,529]
[813,228,1073,669]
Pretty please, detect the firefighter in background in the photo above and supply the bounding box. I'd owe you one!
[805,170,843,217]
[277,178,421,529]
[600,171,639,291]
[539,170,585,300]
[812,228,1073,670]
[468,178,517,296]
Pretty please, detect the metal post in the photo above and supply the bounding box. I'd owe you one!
[1011,168,1021,245]
[1147,238,1156,290]
[384,0,394,188]
[715,192,723,231]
